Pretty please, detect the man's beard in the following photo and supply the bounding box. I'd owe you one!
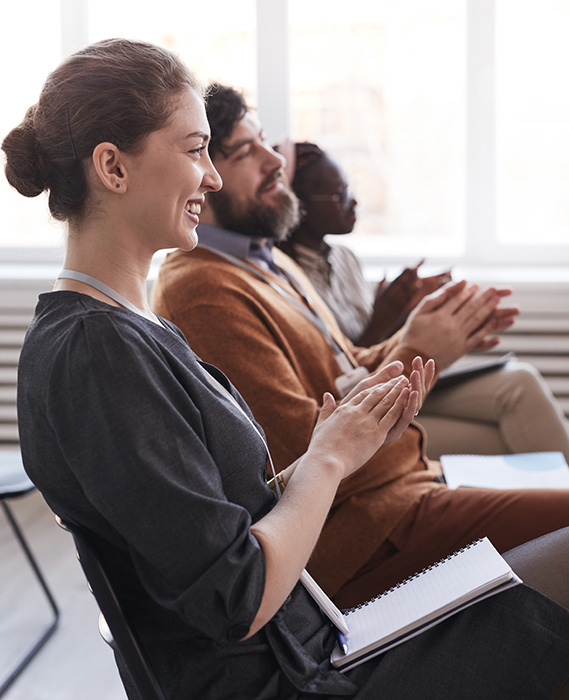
[207,172,300,243]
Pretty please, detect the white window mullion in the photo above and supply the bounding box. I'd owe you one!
[61,0,89,57]
[465,0,496,265]
[256,0,290,144]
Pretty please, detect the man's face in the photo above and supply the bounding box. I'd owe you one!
[206,112,300,241]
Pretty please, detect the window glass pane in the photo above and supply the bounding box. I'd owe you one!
[289,0,466,258]
[88,0,256,99]
[0,1,256,253]
[496,0,569,246]
[0,2,64,249]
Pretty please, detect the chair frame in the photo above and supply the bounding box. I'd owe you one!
[0,495,60,695]
[56,517,167,700]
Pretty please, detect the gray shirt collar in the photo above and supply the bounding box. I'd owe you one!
[196,223,278,273]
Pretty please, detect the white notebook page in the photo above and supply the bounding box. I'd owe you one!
[331,537,520,669]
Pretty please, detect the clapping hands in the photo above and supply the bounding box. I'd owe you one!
[398,280,519,370]
[310,358,435,481]
[362,261,452,344]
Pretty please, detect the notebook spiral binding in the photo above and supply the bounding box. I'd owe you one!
[343,538,484,613]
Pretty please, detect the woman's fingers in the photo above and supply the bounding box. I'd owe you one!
[465,301,519,351]
[379,385,420,443]
[340,361,404,404]
[424,358,436,392]
[489,307,520,332]
[453,289,498,338]
[446,283,481,316]
[361,377,408,420]
[351,375,408,408]
[341,358,435,442]
[375,361,405,382]
[409,364,424,405]
[409,356,436,407]
[388,388,419,439]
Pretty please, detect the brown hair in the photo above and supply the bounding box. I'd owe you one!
[2,38,201,223]
[205,83,248,159]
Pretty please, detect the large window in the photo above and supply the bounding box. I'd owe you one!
[0,0,256,257]
[0,3,64,253]
[289,0,465,259]
[1,0,568,267]
[496,0,569,248]
[88,0,256,96]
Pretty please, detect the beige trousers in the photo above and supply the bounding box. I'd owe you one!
[417,360,569,461]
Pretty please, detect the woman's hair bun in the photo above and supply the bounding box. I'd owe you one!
[3,39,201,223]
[2,106,46,198]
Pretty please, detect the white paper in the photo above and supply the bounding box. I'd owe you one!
[331,537,520,670]
[441,451,569,490]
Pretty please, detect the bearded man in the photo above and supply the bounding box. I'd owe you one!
[151,84,569,608]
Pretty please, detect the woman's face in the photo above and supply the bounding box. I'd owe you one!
[299,155,358,239]
[121,88,222,254]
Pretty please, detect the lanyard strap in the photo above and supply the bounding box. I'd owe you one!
[199,245,356,372]
[57,269,157,321]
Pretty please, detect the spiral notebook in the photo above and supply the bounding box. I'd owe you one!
[331,537,521,671]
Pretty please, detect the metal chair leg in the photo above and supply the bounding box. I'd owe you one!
[0,500,60,695]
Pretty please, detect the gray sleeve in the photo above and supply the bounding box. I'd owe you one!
[46,313,265,643]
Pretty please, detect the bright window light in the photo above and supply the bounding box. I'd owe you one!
[496,0,569,246]
[0,2,64,249]
[289,0,466,258]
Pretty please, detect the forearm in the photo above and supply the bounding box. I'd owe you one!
[353,329,432,378]
[247,452,343,636]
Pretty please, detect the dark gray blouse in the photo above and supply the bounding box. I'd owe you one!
[17,292,356,699]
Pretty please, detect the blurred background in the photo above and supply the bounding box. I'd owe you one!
[2,0,569,269]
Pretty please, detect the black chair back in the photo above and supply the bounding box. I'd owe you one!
[56,517,167,700]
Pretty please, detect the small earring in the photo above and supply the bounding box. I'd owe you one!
[115,183,120,188]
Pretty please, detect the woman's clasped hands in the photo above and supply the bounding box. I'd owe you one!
[310,357,435,481]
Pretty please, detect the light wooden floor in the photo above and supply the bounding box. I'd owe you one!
[0,490,127,699]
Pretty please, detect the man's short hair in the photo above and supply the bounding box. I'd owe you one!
[205,84,248,159]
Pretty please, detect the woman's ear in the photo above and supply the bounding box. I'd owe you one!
[91,142,128,193]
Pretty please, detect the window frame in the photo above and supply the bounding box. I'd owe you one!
[2,0,568,267]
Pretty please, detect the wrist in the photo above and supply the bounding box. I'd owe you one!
[300,447,347,485]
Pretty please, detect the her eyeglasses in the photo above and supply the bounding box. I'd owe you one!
[305,184,355,209]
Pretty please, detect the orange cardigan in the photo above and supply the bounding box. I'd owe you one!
[152,246,442,597]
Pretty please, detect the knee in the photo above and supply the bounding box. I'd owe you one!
[501,361,553,403]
